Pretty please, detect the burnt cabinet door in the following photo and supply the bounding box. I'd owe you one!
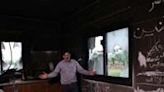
[3,81,61,92]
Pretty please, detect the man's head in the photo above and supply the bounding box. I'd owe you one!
[63,52,71,62]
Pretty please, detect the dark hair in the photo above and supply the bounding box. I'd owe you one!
[63,51,71,56]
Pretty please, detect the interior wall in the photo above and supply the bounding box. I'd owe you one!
[132,0,164,91]
[0,16,62,81]
[61,0,164,92]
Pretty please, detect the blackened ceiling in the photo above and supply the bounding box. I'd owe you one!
[0,0,131,37]
[0,0,97,37]
[0,0,96,21]
[0,0,131,50]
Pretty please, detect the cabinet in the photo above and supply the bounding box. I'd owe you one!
[1,80,61,92]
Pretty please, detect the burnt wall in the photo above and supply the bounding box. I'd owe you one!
[61,0,164,91]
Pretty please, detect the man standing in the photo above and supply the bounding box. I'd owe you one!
[39,52,96,92]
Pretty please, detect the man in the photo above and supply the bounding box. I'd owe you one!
[39,52,96,92]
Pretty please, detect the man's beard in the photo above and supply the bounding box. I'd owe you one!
[65,58,70,62]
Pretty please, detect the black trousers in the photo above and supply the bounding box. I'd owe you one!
[61,82,79,92]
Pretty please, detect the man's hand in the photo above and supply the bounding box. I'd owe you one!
[39,72,48,79]
[89,70,96,76]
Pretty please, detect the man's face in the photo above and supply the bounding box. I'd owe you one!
[63,52,71,62]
